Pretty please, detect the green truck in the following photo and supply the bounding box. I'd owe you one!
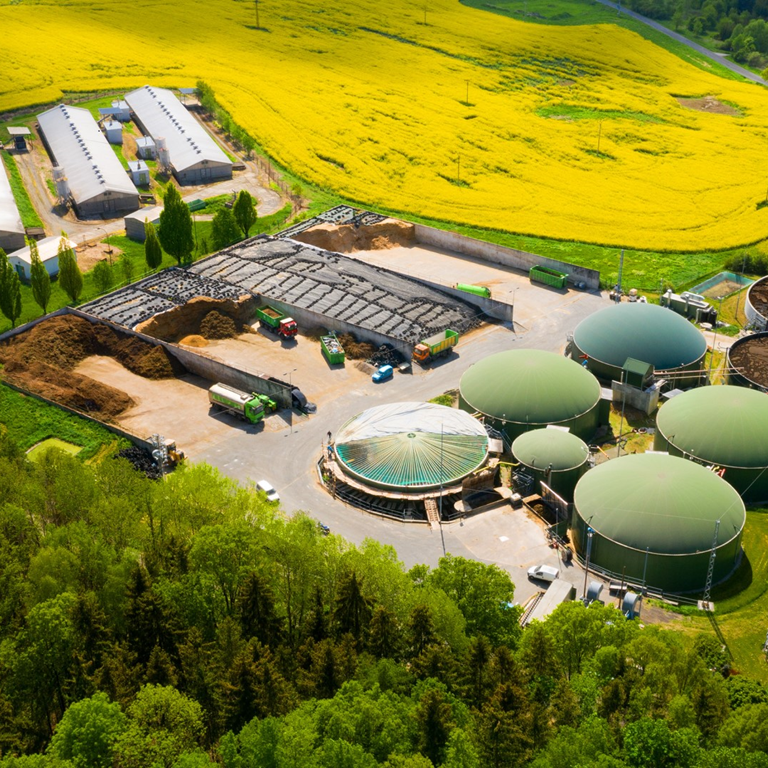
[321,332,345,365]
[256,305,298,339]
[412,329,459,365]
[530,265,568,289]
[208,383,265,424]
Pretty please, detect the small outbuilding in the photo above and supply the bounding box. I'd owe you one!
[104,120,123,145]
[135,136,156,159]
[110,99,131,122]
[124,205,163,241]
[7,235,77,279]
[128,160,150,186]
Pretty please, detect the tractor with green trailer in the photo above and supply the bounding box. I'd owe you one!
[208,383,266,424]
[321,332,345,365]
[412,329,459,366]
[256,305,298,339]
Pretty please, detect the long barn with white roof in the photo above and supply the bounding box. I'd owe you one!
[37,105,139,217]
[0,157,25,253]
[125,86,232,185]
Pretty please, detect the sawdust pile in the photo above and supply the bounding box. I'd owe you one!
[294,219,416,253]
[179,335,209,348]
[137,296,256,342]
[338,332,376,360]
[0,315,185,421]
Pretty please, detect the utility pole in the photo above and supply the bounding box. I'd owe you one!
[617,367,627,457]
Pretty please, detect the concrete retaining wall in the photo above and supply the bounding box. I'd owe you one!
[69,308,295,409]
[0,378,155,452]
[413,224,601,291]
[406,277,513,324]
[260,295,415,359]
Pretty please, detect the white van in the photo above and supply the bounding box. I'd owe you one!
[527,564,560,583]
[256,480,279,503]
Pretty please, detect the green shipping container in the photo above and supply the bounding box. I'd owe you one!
[456,283,491,298]
[530,265,568,289]
[321,333,345,365]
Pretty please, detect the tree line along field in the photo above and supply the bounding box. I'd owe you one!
[1,0,768,253]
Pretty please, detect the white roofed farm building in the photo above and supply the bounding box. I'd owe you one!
[37,105,139,218]
[125,86,232,185]
[0,157,25,253]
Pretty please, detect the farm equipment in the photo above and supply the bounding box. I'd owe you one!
[208,383,265,424]
[455,283,491,298]
[321,332,345,365]
[256,305,298,339]
[412,329,459,365]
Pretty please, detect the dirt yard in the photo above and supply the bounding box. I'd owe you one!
[74,356,238,455]
[75,242,123,272]
[676,95,741,116]
[181,326,393,410]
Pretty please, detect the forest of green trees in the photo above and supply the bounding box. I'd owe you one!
[0,432,767,767]
[624,0,768,69]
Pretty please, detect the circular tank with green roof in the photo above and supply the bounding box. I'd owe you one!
[655,385,768,504]
[459,349,603,443]
[572,303,706,386]
[511,428,590,501]
[334,402,489,491]
[572,453,745,593]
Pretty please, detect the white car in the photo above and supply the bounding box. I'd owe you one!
[527,564,560,582]
[256,480,279,503]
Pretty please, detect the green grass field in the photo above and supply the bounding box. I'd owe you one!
[0,383,122,461]
[1,151,43,229]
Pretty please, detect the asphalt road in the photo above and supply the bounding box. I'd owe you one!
[195,288,606,598]
[596,0,766,85]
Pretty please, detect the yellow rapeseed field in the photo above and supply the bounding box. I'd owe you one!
[1,0,767,251]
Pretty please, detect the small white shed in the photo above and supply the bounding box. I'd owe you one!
[128,160,150,186]
[7,235,77,279]
[135,136,156,160]
[104,120,123,145]
[110,99,131,122]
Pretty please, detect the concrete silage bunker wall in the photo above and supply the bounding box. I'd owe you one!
[258,295,414,360]
[71,309,294,410]
[413,224,601,291]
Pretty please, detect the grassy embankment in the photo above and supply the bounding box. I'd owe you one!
[0,383,124,461]
[0,152,43,229]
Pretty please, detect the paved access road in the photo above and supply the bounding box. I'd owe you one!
[596,0,765,85]
[195,289,607,603]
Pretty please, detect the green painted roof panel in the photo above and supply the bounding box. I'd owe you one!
[512,428,590,471]
[459,349,601,425]
[657,385,768,469]
[573,303,706,371]
[574,453,745,554]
